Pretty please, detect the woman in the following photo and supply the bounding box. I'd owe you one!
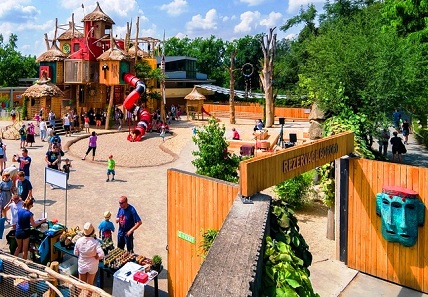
[0,171,14,219]
[0,138,6,173]
[390,131,405,163]
[14,197,47,259]
[74,222,104,285]
[402,119,410,144]
[26,123,35,147]
[82,131,97,161]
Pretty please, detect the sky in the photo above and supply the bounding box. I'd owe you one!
[0,0,326,57]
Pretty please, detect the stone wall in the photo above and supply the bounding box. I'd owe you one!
[187,193,271,297]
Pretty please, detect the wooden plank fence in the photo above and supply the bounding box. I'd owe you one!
[167,169,239,297]
[202,103,310,119]
[348,158,428,293]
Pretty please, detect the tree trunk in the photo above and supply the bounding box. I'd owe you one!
[229,51,236,124]
[259,28,277,128]
[105,86,114,130]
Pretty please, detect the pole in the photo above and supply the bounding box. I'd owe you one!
[160,30,166,122]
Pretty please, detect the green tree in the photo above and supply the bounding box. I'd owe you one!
[135,59,165,102]
[0,34,37,87]
[192,118,240,183]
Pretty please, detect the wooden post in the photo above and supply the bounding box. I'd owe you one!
[48,261,59,297]
[105,86,114,130]
[229,51,236,124]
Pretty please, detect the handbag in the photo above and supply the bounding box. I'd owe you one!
[400,142,407,154]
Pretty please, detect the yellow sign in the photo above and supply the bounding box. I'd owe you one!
[239,131,354,197]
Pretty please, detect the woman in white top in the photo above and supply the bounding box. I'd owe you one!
[74,222,104,285]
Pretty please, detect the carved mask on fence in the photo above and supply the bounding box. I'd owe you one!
[376,186,425,247]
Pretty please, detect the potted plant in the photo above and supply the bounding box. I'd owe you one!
[151,255,162,272]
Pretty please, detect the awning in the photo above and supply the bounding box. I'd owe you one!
[194,84,288,99]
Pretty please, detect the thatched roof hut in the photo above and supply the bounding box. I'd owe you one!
[57,22,84,40]
[97,40,131,61]
[82,2,115,24]
[185,87,206,100]
[22,79,64,98]
[36,42,67,63]
[128,45,149,58]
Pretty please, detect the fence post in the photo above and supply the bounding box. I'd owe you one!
[335,156,350,263]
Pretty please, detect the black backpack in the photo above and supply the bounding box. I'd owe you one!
[19,128,25,135]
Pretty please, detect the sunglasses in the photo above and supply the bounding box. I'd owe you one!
[119,201,125,204]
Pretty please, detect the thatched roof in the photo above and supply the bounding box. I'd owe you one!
[23,72,64,98]
[58,22,84,40]
[185,87,206,100]
[128,45,149,58]
[97,40,131,61]
[36,42,67,62]
[82,2,115,24]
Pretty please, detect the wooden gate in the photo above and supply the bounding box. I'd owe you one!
[347,158,428,292]
[167,169,239,297]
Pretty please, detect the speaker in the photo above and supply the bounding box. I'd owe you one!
[279,117,285,125]
[289,133,297,143]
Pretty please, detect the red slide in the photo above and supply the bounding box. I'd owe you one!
[201,107,220,121]
[123,73,146,110]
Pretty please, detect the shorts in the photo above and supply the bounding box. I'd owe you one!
[392,146,400,154]
[15,229,31,239]
[84,123,89,128]
[402,129,409,136]
[64,125,70,131]
[0,154,3,159]
[96,120,101,125]
[107,169,115,175]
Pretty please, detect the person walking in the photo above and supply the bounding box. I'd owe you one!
[378,128,390,157]
[48,111,56,130]
[106,155,115,182]
[62,158,72,184]
[82,131,97,161]
[13,148,31,180]
[39,118,47,142]
[390,131,405,163]
[74,222,104,285]
[63,113,71,137]
[26,123,36,147]
[402,119,410,144]
[0,138,6,174]
[10,108,17,123]
[116,196,142,252]
[14,197,47,260]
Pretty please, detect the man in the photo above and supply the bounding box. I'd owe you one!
[13,148,31,180]
[116,196,142,252]
[45,145,61,171]
[16,171,33,200]
[63,113,71,137]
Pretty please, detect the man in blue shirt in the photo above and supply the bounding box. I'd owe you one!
[13,148,31,180]
[17,171,33,200]
[116,196,142,252]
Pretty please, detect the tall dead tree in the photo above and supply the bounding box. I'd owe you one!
[259,27,277,127]
[229,51,237,124]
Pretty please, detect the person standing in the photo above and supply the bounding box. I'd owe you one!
[98,211,115,240]
[26,123,35,147]
[14,197,46,260]
[116,196,142,252]
[378,128,390,157]
[0,171,14,219]
[84,115,90,134]
[45,145,61,171]
[390,131,405,163]
[392,110,401,131]
[48,111,56,130]
[74,222,104,285]
[62,158,72,183]
[13,148,31,180]
[16,171,33,200]
[82,131,97,161]
[63,113,71,137]
[19,124,26,149]
[10,108,17,123]
[39,118,47,142]
[106,155,115,182]
[3,193,23,230]
[0,138,6,173]
[402,119,410,144]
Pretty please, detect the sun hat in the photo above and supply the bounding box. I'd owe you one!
[104,211,111,219]
[83,222,95,236]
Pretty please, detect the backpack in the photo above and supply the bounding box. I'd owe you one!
[0,144,4,155]
[19,128,25,135]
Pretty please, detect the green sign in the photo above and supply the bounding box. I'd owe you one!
[177,231,195,244]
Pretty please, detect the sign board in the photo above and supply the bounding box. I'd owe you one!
[239,131,354,197]
[177,231,195,244]
[45,167,67,189]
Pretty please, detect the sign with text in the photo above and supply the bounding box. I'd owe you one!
[239,131,354,197]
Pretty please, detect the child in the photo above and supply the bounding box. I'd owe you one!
[19,125,26,149]
[106,155,115,182]
[98,211,115,240]
[160,125,166,142]
[84,115,90,134]
[62,158,72,183]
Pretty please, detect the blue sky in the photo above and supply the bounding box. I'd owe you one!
[0,0,325,57]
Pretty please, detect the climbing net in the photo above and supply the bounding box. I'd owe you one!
[242,63,254,98]
[0,250,111,297]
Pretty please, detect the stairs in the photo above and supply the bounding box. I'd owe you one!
[47,119,66,135]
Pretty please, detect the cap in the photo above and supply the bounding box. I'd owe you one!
[109,154,113,158]
[83,222,95,236]
[104,211,111,219]
[65,158,70,161]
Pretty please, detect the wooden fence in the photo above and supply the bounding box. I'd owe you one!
[347,158,428,292]
[202,103,310,119]
[167,169,239,297]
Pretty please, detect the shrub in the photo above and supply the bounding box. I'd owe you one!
[199,229,218,258]
[273,171,314,210]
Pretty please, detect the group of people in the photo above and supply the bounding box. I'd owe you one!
[378,113,411,163]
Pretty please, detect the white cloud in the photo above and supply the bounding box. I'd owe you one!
[0,0,38,23]
[160,0,188,16]
[240,0,267,6]
[234,11,261,33]
[222,16,229,22]
[175,32,187,39]
[60,0,137,18]
[288,0,324,13]
[185,9,218,33]
[260,11,282,28]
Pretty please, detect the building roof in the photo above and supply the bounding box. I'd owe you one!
[128,45,149,58]
[184,87,206,100]
[57,22,84,40]
[36,42,67,62]
[97,40,130,61]
[82,2,115,24]
[22,73,64,98]
[155,56,197,63]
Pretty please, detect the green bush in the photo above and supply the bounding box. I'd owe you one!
[273,171,314,210]
[412,120,428,149]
